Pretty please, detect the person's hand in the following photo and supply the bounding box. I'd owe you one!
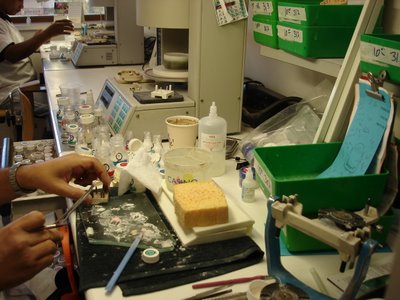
[17,153,111,201]
[0,211,63,289]
[42,19,74,40]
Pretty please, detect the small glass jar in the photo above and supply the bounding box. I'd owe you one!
[79,104,93,116]
[14,154,23,163]
[14,145,24,156]
[62,111,76,131]
[30,151,44,162]
[67,123,79,148]
[79,113,95,147]
[35,142,45,152]
[56,96,70,124]
[24,143,36,160]
[44,145,53,154]
[109,134,128,164]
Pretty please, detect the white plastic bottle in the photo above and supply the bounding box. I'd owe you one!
[241,170,256,203]
[198,102,227,177]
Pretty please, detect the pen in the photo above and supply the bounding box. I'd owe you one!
[105,233,143,294]
[192,275,267,289]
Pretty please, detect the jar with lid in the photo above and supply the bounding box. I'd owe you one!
[62,111,76,131]
[30,151,44,162]
[14,145,24,156]
[67,124,79,148]
[143,131,153,152]
[79,113,95,147]
[86,89,94,107]
[79,104,93,117]
[96,144,114,174]
[14,154,23,163]
[93,106,106,126]
[109,134,128,164]
[24,143,36,160]
[56,96,70,124]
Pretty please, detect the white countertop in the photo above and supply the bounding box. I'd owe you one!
[41,56,395,300]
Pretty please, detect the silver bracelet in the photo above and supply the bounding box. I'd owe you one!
[9,162,37,196]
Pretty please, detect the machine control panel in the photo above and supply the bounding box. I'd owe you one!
[97,78,196,139]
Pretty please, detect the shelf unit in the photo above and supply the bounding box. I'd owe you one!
[260,46,343,78]
[256,0,384,143]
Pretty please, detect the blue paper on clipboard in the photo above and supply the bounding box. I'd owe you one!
[318,80,392,178]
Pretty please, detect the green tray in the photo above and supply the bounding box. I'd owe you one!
[253,142,388,216]
[253,15,278,49]
[277,21,355,58]
[360,34,400,85]
[250,0,278,20]
[277,0,362,26]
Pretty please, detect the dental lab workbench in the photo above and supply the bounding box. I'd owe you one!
[40,50,394,300]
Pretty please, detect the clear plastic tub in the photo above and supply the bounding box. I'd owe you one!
[164,147,211,192]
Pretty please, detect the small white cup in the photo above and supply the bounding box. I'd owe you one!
[165,115,199,149]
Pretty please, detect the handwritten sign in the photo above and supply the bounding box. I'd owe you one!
[360,41,400,68]
[250,1,274,16]
[253,21,274,36]
[277,25,303,43]
[278,6,306,23]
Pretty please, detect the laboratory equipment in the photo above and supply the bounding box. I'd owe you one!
[96,77,195,138]
[265,194,382,300]
[136,0,246,134]
[72,0,144,66]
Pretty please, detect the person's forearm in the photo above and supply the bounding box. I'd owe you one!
[3,35,47,63]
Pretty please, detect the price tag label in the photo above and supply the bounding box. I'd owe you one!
[360,41,400,68]
[250,1,274,16]
[253,21,274,36]
[278,6,306,23]
[277,25,303,43]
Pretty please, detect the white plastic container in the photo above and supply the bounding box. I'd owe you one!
[198,102,227,177]
[241,169,257,203]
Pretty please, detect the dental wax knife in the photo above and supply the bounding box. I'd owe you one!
[43,185,95,229]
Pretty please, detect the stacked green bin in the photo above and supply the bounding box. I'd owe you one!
[251,0,279,49]
[253,142,390,252]
[276,0,363,58]
[360,34,400,85]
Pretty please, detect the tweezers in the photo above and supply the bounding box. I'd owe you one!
[182,285,233,300]
[43,185,95,229]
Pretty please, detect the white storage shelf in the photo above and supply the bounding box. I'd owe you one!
[260,45,343,77]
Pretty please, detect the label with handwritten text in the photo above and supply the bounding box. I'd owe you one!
[251,1,274,16]
[278,6,306,23]
[277,25,303,43]
[253,21,274,36]
[360,41,400,68]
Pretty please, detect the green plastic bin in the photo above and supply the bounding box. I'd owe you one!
[253,142,388,216]
[253,15,278,49]
[360,34,400,85]
[277,21,355,58]
[277,0,363,26]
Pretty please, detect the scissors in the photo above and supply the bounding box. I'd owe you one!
[43,184,95,229]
